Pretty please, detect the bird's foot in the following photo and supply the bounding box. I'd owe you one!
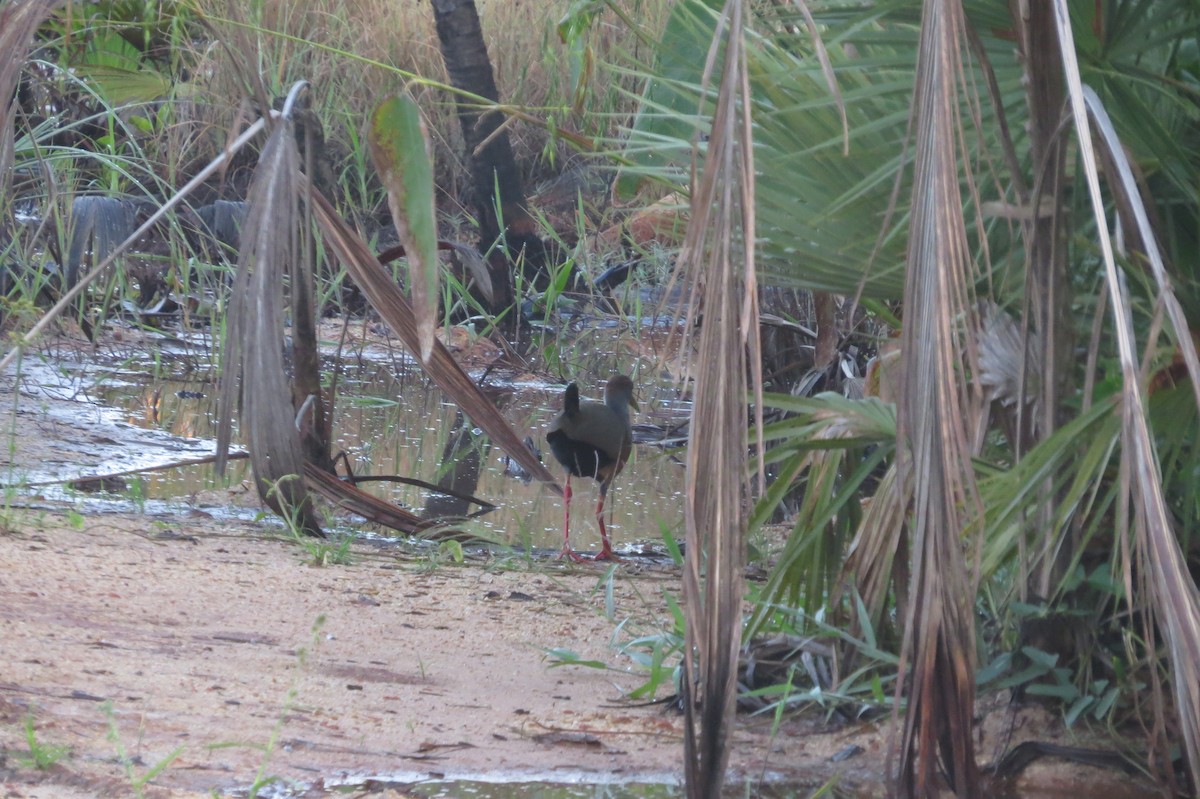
[559,546,590,563]
[593,548,624,563]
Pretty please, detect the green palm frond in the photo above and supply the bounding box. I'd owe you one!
[615,0,1042,302]
[979,396,1121,583]
[746,392,896,639]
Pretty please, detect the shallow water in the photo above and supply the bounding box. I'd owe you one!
[307,768,858,798]
[73,334,691,557]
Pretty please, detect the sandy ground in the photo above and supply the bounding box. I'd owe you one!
[0,511,889,798]
[0,349,1163,798]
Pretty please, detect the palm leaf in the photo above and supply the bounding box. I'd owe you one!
[305,187,560,493]
[979,397,1121,582]
[216,94,322,537]
[745,392,896,639]
[891,1,982,793]
[368,95,439,363]
[1055,3,1200,785]
[0,0,62,189]
[678,2,751,796]
[615,1,1046,302]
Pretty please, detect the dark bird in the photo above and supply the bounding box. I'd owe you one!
[546,375,638,562]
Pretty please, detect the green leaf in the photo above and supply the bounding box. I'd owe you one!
[1026,682,1080,702]
[660,522,683,565]
[557,0,602,43]
[367,95,439,363]
[438,539,464,564]
[1020,646,1060,669]
[545,648,608,670]
[977,652,1013,686]
[1065,694,1095,726]
[870,672,885,705]
[344,396,400,409]
[1009,601,1048,618]
[993,663,1053,691]
[1093,685,1121,720]
[855,591,877,651]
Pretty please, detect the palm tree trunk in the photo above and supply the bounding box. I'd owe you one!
[430,0,535,312]
[1014,1,1073,596]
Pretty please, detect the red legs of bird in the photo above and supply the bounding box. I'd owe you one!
[592,484,624,563]
[559,477,588,563]
[559,476,624,563]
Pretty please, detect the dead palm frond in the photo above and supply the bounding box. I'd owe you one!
[1053,3,1200,788]
[303,463,431,533]
[305,183,560,493]
[216,82,323,537]
[204,84,556,531]
[0,1,61,185]
[677,2,754,797]
[890,1,983,794]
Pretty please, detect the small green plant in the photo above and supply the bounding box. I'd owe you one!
[659,521,683,566]
[617,592,687,700]
[102,701,183,798]
[546,588,687,701]
[978,642,1133,728]
[126,476,147,513]
[509,516,537,562]
[439,538,465,564]
[743,594,901,721]
[18,714,70,769]
[289,526,354,567]
[264,476,352,566]
[414,538,466,573]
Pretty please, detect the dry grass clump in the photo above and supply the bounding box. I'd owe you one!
[188,0,666,209]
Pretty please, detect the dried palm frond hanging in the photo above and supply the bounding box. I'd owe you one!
[891,0,983,795]
[216,82,323,537]
[676,1,757,797]
[1055,4,1200,788]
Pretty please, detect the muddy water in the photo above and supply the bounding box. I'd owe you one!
[89,346,690,556]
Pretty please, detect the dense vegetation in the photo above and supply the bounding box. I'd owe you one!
[3,1,1200,797]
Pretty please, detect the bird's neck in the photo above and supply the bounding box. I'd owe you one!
[605,396,632,424]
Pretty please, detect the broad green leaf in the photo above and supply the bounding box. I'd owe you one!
[976,653,1013,686]
[368,95,439,363]
[1065,694,1095,726]
[1020,646,1061,669]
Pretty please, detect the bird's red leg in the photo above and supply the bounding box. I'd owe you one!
[559,476,587,562]
[592,486,623,562]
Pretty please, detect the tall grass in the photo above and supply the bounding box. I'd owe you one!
[191,0,667,202]
[1,0,670,343]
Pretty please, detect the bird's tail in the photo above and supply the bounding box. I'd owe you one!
[563,382,580,417]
